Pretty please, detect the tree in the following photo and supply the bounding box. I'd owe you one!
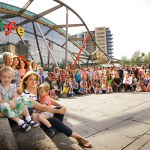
[120,56,129,66]
[59,59,65,69]
[58,59,73,69]
[143,53,150,64]
[130,50,142,66]
[67,60,73,68]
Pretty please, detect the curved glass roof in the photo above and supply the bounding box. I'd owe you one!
[0,1,90,56]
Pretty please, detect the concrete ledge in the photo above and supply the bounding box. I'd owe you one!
[0,118,18,150]
[11,125,59,150]
[12,124,84,150]
[0,118,85,150]
[52,132,83,150]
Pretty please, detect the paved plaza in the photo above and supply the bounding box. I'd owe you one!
[59,92,150,150]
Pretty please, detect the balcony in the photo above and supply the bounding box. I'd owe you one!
[106,33,113,36]
[107,40,113,43]
[107,51,114,54]
[107,47,113,50]
[107,37,113,40]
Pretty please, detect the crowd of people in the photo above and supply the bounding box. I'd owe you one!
[0,52,92,148]
[0,52,149,148]
[44,63,150,96]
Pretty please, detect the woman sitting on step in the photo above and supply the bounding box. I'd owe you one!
[20,71,92,148]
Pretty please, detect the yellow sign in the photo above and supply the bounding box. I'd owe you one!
[17,26,25,36]
[97,51,102,66]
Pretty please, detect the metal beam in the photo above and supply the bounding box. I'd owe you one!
[62,37,84,47]
[17,4,63,26]
[71,52,88,57]
[44,28,52,36]
[91,49,99,56]
[1,0,34,19]
[19,0,34,14]
[53,23,83,29]
[65,8,68,68]
[108,60,111,64]
[19,36,34,60]
[70,53,75,62]
[53,0,120,62]
[62,41,66,47]
[32,22,44,66]
[78,56,89,60]
[36,23,59,68]
[69,37,83,41]
[0,5,91,57]
[70,53,85,64]
[72,34,89,70]
[24,28,80,59]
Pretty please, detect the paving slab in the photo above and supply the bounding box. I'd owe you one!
[123,133,150,150]
[87,129,133,150]
[59,92,150,149]
[110,120,150,138]
[132,109,150,124]
[78,115,123,132]
[70,123,99,137]
[108,107,145,121]
[64,111,107,127]
[139,140,150,150]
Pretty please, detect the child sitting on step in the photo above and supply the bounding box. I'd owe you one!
[94,83,101,94]
[0,66,39,132]
[37,82,61,137]
[50,88,58,100]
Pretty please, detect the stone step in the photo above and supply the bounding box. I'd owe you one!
[11,125,58,150]
[0,118,18,150]
[11,124,84,150]
[52,132,84,150]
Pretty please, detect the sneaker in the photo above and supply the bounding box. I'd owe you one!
[27,119,39,128]
[45,127,58,138]
[20,123,31,132]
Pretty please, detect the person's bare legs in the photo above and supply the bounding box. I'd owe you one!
[0,112,4,117]
[31,112,39,124]
[10,117,21,123]
[37,114,52,128]
[22,107,39,127]
[22,107,30,117]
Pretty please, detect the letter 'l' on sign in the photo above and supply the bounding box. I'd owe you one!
[0,18,4,31]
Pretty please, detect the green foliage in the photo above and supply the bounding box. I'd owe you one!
[67,60,73,68]
[130,50,142,66]
[143,53,150,64]
[59,59,65,69]
[120,56,130,66]
[120,51,150,66]
[58,59,73,69]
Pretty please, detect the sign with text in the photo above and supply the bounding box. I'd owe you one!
[0,18,25,36]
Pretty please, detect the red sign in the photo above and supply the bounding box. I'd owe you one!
[4,22,17,35]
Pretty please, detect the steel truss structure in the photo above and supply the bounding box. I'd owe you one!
[0,0,119,68]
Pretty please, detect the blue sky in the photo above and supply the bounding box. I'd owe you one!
[0,0,150,59]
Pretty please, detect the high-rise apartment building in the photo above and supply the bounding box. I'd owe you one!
[95,27,113,61]
[73,27,113,63]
